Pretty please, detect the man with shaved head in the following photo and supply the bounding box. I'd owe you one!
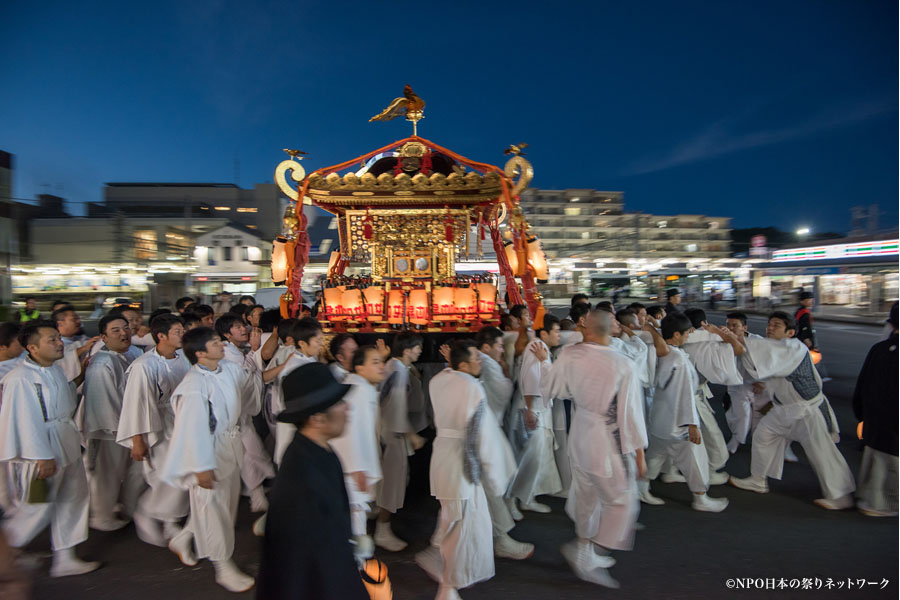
[540,309,648,589]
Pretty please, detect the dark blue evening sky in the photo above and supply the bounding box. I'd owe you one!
[1,0,896,233]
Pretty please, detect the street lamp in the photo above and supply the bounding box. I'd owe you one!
[796,227,810,236]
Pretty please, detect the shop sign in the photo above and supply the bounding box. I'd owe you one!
[772,239,898,262]
[765,267,839,276]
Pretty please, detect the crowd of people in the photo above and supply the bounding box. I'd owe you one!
[0,289,895,599]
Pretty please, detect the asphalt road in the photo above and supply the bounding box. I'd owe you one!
[29,316,897,599]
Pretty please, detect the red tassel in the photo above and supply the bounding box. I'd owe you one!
[444,212,454,242]
[480,222,486,240]
[363,210,373,240]
[420,151,432,176]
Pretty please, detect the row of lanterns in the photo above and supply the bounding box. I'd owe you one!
[321,282,498,325]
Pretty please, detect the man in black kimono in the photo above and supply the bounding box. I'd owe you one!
[256,362,369,600]
[664,288,682,316]
[852,302,898,517]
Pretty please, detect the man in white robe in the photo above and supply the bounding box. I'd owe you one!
[328,345,383,560]
[723,312,765,453]
[508,314,562,513]
[88,307,144,363]
[328,333,358,383]
[117,314,191,549]
[0,321,100,577]
[160,327,254,593]
[215,314,273,514]
[638,313,729,513]
[375,331,426,551]
[628,320,660,429]
[0,321,25,511]
[53,305,98,383]
[0,323,24,379]
[472,328,534,559]
[730,312,856,510]
[681,309,746,484]
[475,327,513,428]
[262,317,323,466]
[258,319,297,441]
[546,304,593,497]
[78,314,144,531]
[543,309,647,589]
[417,341,510,600]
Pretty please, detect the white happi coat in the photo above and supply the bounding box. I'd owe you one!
[543,343,647,550]
[632,330,658,390]
[644,346,710,492]
[725,332,764,445]
[380,358,417,439]
[548,331,583,494]
[682,330,741,471]
[329,373,382,503]
[329,361,350,383]
[245,331,273,373]
[478,351,513,424]
[90,340,143,362]
[79,348,132,440]
[1,358,81,467]
[131,332,155,351]
[0,357,89,550]
[430,368,512,500]
[117,348,191,451]
[0,354,24,380]
[649,347,700,442]
[741,337,855,499]
[610,334,652,388]
[377,357,420,512]
[116,347,191,522]
[60,334,90,382]
[160,361,245,488]
[222,341,272,489]
[428,368,505,589]
[545,344,647,478]
[160,361,245,561]
[260,341,292,428]
[78,346,146,518]
[682,330,743,389]
[509,338,561,501]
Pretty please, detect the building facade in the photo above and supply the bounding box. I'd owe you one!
[519,188,731,260]
[518,188,734,299]
[9,181,341,309]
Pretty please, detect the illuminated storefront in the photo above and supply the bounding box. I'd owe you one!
[752,237,899,311]
[11,262,197,309]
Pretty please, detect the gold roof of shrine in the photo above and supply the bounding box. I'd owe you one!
[305,170,503,207]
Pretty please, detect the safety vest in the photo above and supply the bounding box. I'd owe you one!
[18,308,40,322]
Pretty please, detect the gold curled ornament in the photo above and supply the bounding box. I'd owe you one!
[275,159,311,204]
[504,154,533,197]
[490,202,508,226]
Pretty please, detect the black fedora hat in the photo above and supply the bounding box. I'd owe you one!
[666,288,681,298]
[277,362,351,424]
